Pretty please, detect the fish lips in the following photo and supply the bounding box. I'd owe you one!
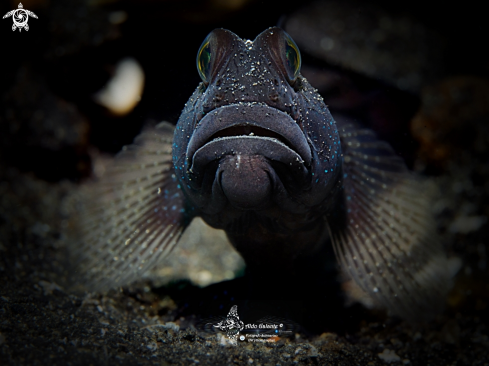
[185,104,312,210]
[186,103,312,177]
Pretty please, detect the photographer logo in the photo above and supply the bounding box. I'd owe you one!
[3,3,38,32]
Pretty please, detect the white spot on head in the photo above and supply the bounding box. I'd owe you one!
[236,154,241,169]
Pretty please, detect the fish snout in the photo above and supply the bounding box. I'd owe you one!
[183,103,312,210]
[219,155,272,210]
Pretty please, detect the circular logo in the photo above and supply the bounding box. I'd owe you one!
[239,335,245,341]
[13,9,28,27]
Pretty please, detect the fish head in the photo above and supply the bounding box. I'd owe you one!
[173,28,342,229]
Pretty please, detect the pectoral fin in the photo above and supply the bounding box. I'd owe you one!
[63,122,190,291]
[329,118,460,319]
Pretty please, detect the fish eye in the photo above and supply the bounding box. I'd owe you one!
[196,34,212,83]
[284,33,301,80]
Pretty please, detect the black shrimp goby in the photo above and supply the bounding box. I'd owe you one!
[64,28,460,320]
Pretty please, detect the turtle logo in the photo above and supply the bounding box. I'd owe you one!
[3,3,38,32]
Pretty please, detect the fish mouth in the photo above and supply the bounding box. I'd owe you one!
[186,103,312,173]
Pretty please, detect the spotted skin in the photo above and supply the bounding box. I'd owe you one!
[64,28,459,320]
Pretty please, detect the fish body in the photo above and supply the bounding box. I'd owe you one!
[173,28,342,273]
[66,28,459,320]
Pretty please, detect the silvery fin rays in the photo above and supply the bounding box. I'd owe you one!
[64,122,188,292]
[329,117,461,320]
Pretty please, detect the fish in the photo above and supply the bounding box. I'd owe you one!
[64,27,460,320]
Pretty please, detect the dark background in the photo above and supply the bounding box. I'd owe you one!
[1,0,488,181]
[1,0,489,365]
